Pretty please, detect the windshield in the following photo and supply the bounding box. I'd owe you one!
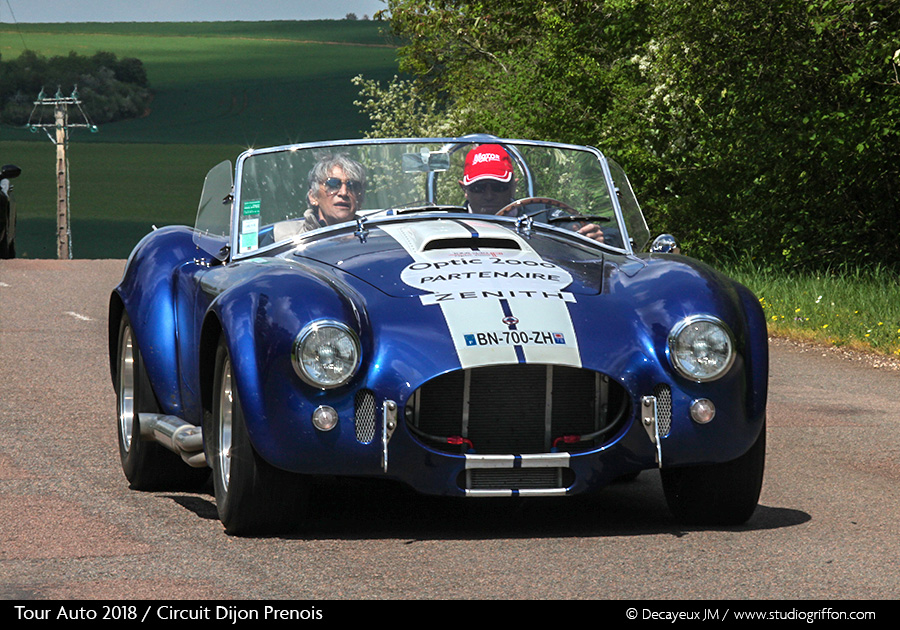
[219,138,649,257]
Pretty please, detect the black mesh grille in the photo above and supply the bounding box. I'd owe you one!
[354,389,376,443]
[653,383,672,438]
[408,365,628,454]
[467,365,547,453]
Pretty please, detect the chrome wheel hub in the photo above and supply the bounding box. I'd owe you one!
[217,357,234,491]
[118,325,136,453]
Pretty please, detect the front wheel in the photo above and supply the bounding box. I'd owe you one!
[661,423,766,525]
[116,313,208,490]
[205,337,307,535]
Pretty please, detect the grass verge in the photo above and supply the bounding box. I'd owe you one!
[722,260,900,358]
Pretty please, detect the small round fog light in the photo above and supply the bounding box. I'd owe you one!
[690,398,716,424]
[311,405,338,432]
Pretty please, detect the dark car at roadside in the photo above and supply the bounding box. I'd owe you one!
[1,164,22,259]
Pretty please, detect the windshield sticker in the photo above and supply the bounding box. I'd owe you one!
[240,217,259,252]
[243,199,261,215]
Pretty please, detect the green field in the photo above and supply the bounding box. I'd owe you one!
[0,21,399,258]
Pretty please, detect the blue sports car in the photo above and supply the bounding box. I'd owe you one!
[109,135,768,535]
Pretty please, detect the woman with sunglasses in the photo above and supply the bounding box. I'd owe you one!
[300,153,367,232]
[459,144,604,242]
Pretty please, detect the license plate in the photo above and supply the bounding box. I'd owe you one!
[463,331,567,346]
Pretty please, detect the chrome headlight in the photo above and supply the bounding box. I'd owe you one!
[668,315,735,382]
[292,320,361,389]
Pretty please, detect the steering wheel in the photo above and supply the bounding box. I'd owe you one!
[496,196,578,217]
[496,196,612,243]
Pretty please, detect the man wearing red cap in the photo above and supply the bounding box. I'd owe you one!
[459,144,518,215]
[459,144,604,242]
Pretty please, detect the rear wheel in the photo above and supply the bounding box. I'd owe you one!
[116,313,208,490]
[206,337,307,536]
[661,423,766,525]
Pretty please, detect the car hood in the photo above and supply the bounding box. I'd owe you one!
[290,217,607,299]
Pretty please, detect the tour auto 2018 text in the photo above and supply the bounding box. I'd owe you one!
[14,604,324,622]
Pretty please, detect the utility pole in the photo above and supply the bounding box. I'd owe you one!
[26,87,97,259]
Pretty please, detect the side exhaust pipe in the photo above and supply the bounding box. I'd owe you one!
[139,413,207,468]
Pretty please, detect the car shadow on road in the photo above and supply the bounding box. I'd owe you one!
[160,473,810,540]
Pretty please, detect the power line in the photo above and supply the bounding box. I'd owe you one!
[1,0,30,52]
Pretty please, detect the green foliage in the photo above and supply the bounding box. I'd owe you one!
[623,0,900,271]
[0,50,151,125]
[376,0,647,141]
[353,74,456,136]
[367,0,900,271]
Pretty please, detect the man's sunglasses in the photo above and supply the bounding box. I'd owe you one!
[322,177,363,195]
[467,181,511,194]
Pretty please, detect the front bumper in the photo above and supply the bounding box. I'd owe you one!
[245,359,764,498]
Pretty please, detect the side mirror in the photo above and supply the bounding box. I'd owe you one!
[650,233,680,254]
[1,164,22,181]
[402,150,450,173]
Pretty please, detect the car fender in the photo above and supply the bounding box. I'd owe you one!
[599,254,768,464]
[109,226,199,415]
[199,261,370,465]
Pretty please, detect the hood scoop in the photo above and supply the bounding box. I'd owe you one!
[384,218,524,256]
[421,236,522,252]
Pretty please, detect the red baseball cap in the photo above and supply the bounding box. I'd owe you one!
[462,144,514,186]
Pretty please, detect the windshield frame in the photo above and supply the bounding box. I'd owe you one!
[226,135,646,261]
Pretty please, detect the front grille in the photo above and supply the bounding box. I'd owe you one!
[407,364,629,454]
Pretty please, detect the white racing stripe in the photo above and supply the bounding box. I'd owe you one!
[379,220,581,369]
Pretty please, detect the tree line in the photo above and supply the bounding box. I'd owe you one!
[0,50,151,127]
[360,0,900,271]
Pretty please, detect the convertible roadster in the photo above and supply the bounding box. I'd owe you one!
[109,135,767,535]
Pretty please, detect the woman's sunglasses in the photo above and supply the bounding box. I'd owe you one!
[322,177,363,195]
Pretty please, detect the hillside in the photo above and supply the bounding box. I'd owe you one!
[0,20,399,145]
[0,21,400,258]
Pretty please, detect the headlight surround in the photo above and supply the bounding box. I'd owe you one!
[668,315,736,382]
[292,320,361,389]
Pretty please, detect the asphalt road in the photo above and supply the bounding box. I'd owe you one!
[1,259,898,601]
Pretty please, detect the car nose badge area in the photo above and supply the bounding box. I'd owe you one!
[381,399,398,472]
[641,395,664,466]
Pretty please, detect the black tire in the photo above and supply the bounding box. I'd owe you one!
[115,313,208,490]
[205,337,307,536]
[661,422,766,525]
